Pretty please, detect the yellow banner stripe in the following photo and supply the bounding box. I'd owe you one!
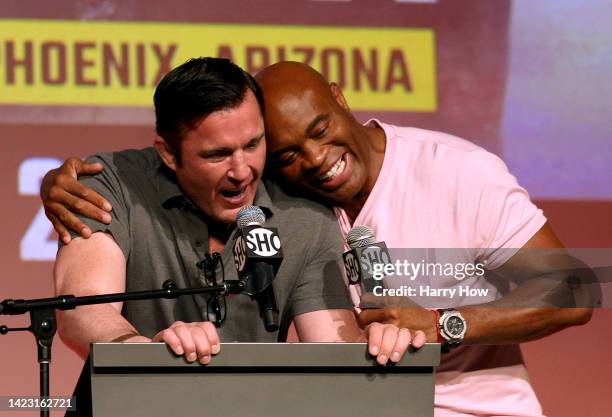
[0,19,437,111]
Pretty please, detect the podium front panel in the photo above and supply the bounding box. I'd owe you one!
[89,342,440,417]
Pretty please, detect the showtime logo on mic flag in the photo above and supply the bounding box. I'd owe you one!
[233,226,283,274]
[246,228,282,257]
[343,242,392,284]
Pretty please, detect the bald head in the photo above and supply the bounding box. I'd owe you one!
[254,62,354,141]
[256,61,333,102]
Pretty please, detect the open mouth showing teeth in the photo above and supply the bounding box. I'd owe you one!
[317,155,346,182]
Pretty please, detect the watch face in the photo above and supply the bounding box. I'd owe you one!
[445,316,465,337]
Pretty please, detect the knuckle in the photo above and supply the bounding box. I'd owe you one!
[161,328,175,337]
[201,321,216,332]
[368,324,382,335]
[58,162,71,174]
[197,340,212,353]
[47,187,60,201]
[56,172,70,184]
[398,332,411,345]
[66,157,82,169]
[182,342,196,353]
[73,200,85,210]
[201,323,218,340]
[154,329,169,341]
[58,212,70,224]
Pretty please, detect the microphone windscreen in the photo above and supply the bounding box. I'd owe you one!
[346,225,376,249]
[237,205,266,228]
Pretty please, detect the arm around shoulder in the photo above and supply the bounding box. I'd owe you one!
[41,157,112,244]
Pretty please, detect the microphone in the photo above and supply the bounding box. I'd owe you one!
[342,225,392,293]
[232,206,283,332]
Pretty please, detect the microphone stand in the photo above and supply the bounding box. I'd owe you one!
[0,279,244,417]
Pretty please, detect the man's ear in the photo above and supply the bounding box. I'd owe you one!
[330,82,350,112]
[154,137,178,171]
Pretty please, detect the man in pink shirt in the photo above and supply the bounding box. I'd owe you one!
[42,62,592,416]
[255,62,592,416]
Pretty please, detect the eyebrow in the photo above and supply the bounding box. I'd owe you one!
[244,132,265,147]
[268,146,292,160]
[305,114,330,135]
[198,131,265,157]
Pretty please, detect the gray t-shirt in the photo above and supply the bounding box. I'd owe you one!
[67,147,352,342]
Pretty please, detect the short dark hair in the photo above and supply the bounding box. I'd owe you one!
[154,57,264,155]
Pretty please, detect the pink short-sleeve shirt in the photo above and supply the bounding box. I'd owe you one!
[334,120,547,416]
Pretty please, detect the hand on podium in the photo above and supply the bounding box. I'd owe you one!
[118,321,221,365]
[151,321,221,365]
[363,322,426,365]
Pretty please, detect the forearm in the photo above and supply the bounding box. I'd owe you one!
[295,309,417,366]
[458,306,592,345]
[462,223,594,344]
[57,304,149,358]
[358,297,592,345]
[294,309,363,342]
[461,254,594,344]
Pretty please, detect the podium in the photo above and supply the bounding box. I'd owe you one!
[84,342,440,417]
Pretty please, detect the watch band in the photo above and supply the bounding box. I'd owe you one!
[433,309,443,343]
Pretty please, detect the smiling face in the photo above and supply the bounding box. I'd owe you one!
[156,90,266,224]
[257,62,384,209]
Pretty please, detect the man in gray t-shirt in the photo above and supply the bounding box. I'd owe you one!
[72,147,355,344]
[52,57,418,366]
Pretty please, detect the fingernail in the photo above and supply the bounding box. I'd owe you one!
[212,344,220,354]
[175,346,184,355]
[371,346,379,355]
[391,352,401,362]
[200,355,210,364]
[81,227,90,236]
[378,355,388,365]
[62,234,70,244]
[103,202,112,211]
[187,352,197,362]
[102,213,112,223]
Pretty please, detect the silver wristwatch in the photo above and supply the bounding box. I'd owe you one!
[438,309,467,348]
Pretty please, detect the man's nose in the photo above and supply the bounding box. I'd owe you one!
[301,140,325,174]
[227,151,251,182]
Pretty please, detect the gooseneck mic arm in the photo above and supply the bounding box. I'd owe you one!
[0,280,244,316]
